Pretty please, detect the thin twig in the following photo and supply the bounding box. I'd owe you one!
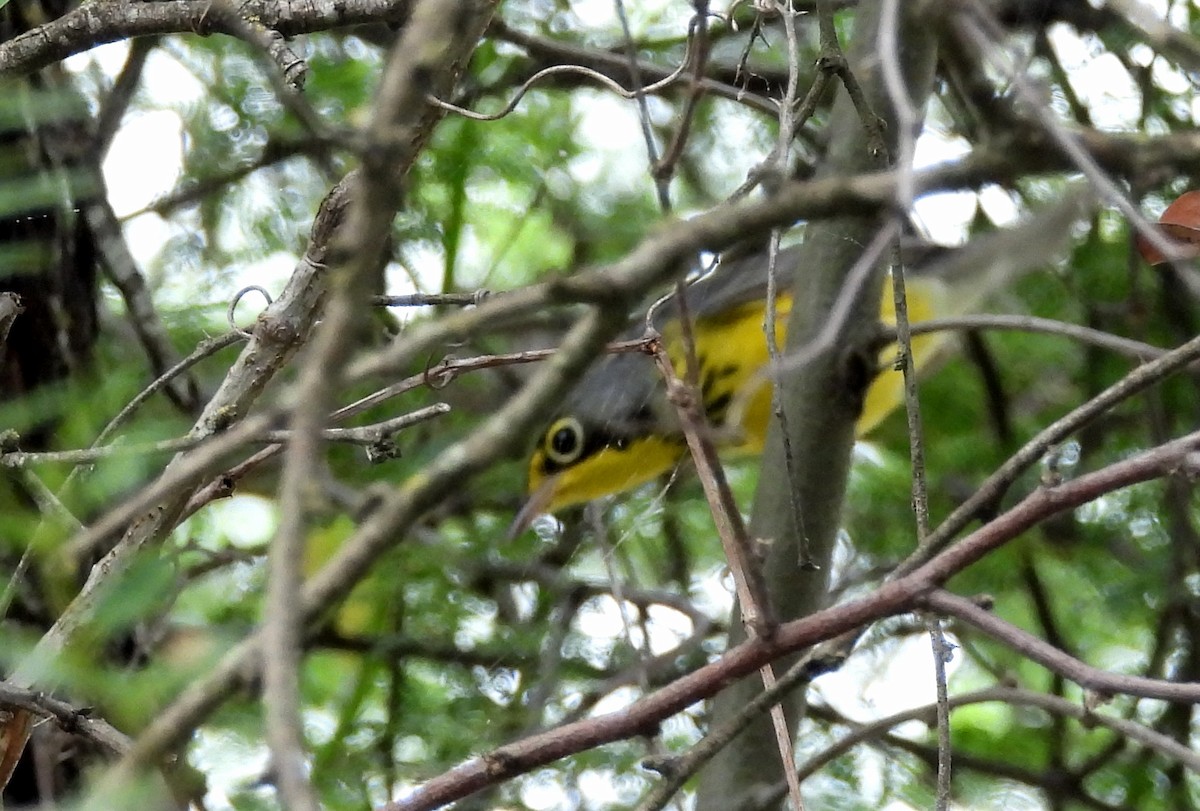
[925,615,954,809]
[653,11,711,185]
[878,0,947,798]
[122,138,329,221]
[898,314,1169,363]
[93,37,156,154]
[0,681,131,756]
[612,0,671,210]
[0,405,449,467]
[336,339,650,422]
[926,589,1200,704]
[763,0,812,575]
[735,4,823,802]
[372,291,490,307]
[794,684,1200,784]
[4,468,83,531]
[589,506,657,700]
[489,18,780,118]
[426,58,693,123]
[83,332,245,451]
[650,341,775,635]
[900,330,1200,574]
[820,3,886,159]
[228,285,274,336]
[650,317,802,809]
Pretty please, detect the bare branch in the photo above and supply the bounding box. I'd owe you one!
[0,0,414,76]
[796,685,1200,784]
[0,682,131,757]
[927,590,1200,704]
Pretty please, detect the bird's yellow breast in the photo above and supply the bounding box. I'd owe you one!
[660,294,793,456]
[525,274,946,516]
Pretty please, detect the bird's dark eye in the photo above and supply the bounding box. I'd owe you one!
[544,417,585,466]
[552,427,577,455]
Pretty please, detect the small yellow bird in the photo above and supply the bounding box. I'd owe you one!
[515,193,1089,531]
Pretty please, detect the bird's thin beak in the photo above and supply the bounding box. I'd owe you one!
[508,475,559,539]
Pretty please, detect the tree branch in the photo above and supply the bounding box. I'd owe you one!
[0,0,413,76]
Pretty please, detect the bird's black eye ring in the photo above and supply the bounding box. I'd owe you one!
[544,417,585,466]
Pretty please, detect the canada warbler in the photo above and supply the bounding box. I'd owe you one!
[516,194,1091,530]
[513,244,938,527]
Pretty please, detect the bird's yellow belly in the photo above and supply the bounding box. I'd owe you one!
[669,295,791,455]
[670,273,944,455]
